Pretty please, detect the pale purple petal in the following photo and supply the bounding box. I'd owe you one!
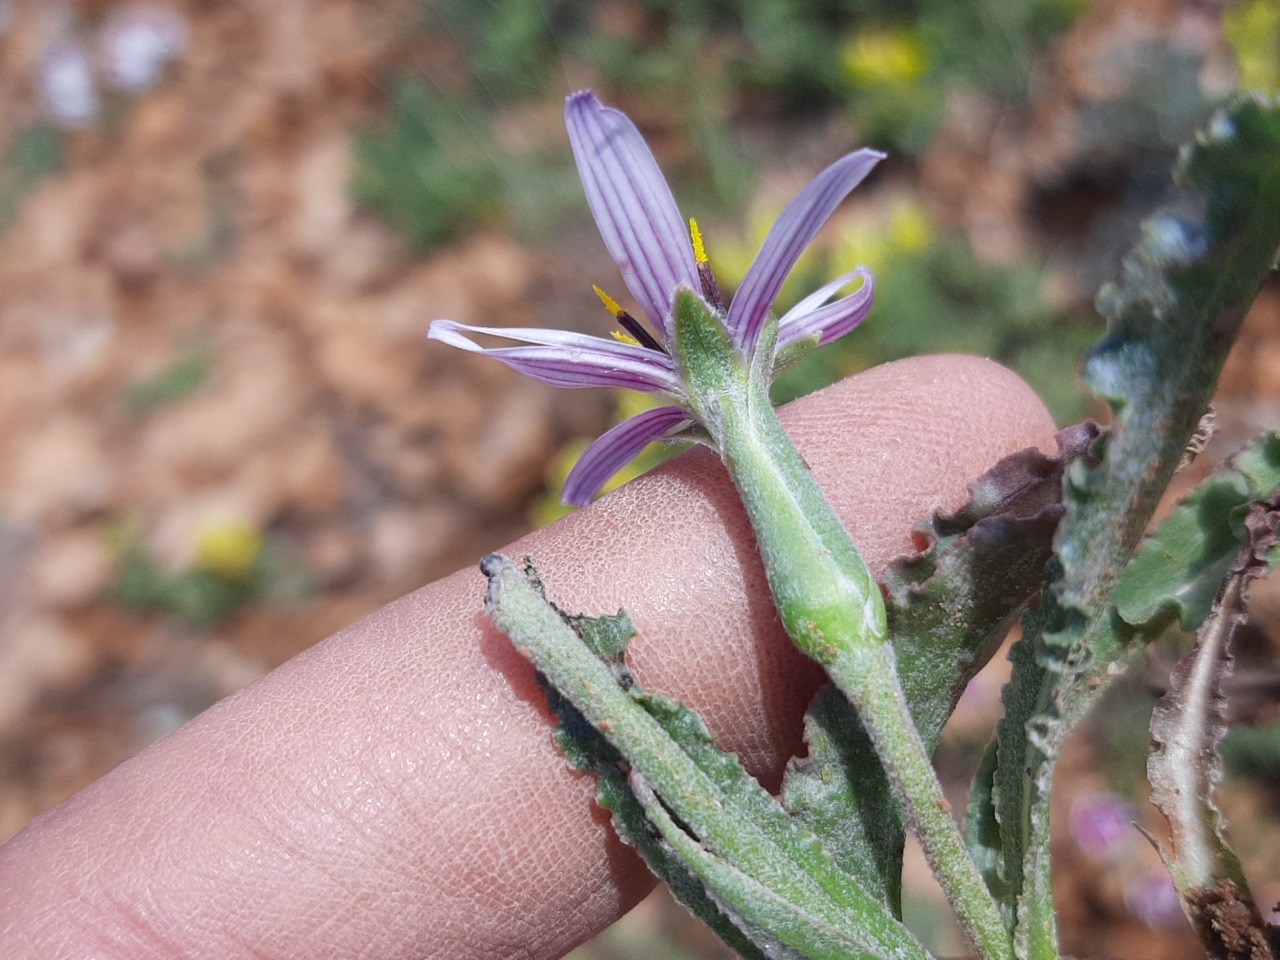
[776,268,874,351]
[429,320,682,393]
[101,6,189,91]
[566,91,700,338]
[39,41,99,128]
[563,405,692,505]
[728,149,884,352]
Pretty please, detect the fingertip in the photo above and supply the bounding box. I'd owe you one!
[779,354,1060,568]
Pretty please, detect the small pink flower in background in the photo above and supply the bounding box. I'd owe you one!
[1068,791,1137,856]
[1123,867,1185,930]
[38,40,99,128]
[101,5,188,92]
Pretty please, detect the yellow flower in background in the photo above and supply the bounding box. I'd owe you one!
[707,210,776,289]
[835,199,932,278]
[1225,0,1280,94]
[841,28,929,89]
[531,389,683,527]
[707,209,827,315]
[195,519,264,581]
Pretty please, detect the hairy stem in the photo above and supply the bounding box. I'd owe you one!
[716,390,1015,960]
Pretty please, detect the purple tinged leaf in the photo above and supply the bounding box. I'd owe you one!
[566,91,700,337]
[428,320,683,394]
[776,268,874,351]
[563,405,692,505]
[883,423,1100,746]
[729,150,884,353]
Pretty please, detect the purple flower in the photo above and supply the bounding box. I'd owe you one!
[1068,792,1137,857]
[429,91,882,505]
[101,5,189,92]
[1123,868,1186,930]
[38,40,100,128]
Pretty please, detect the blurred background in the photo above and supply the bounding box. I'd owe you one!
[0,1,1278,957]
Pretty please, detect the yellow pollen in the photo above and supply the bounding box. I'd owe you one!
[611,330,642,347]
[689,218,708,264]
[593,284,624,317]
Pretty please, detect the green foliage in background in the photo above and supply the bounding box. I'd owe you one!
[123,343,214,413]
[769,203,1096,423]
[425,0,1082,151]
[111,520,311,631]
[0,124,66,234]
[351,81,505,251]
[1222,721,1280,783]
[359,0,1086,253]
[774,238,1097,423]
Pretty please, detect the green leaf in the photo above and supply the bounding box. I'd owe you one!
[985,95,1280,960]
[964,739,1010,918]
[783,686,905,911]
[1113,431,1280,629]
[543,686,772,960]
[481,555,931,960]
[632,772,890,960]
[889,422,1102,746]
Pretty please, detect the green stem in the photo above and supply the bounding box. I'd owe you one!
[716,386,1015,960]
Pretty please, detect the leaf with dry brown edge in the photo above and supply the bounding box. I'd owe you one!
[1147,493,1280,960]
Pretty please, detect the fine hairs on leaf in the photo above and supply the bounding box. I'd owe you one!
[457,92,1280,960]
[481,555,931,960]
[1147,493,1280,960]
[976,95,1280,960]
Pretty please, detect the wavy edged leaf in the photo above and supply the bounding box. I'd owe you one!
[783,686,904,912]
[888,421,1101,744]
[1147,494,1280,959]
[984,95,1280,960]
[482,555,930,960]
[783,425,1097,915]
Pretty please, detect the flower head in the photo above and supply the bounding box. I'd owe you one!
[429,90,882,505]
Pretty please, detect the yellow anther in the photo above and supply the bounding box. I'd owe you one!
[593,284,624,317]
[690,218,708,264]
[611,330,642,347]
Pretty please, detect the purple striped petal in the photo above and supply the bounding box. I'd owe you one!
[566,91,700,339]
[776,268,874,351]
[429,320,682,393]
[728,149,884,353]
[563,405,692,505]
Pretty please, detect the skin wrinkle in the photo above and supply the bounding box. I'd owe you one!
[0,355,1056,960]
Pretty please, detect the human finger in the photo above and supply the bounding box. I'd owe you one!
[0,354,1058,960]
